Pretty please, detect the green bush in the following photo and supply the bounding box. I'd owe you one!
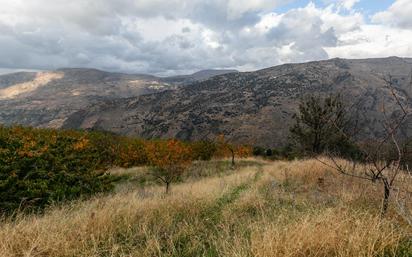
[253,146,265,156]
[191,140,217,161]
[0,126,118,213]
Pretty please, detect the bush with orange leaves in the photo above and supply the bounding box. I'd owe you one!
[0,126,117,213]
[0,125,251,212]
[114,137,148,168]
[236,145,253,158]
[145,139,193,193]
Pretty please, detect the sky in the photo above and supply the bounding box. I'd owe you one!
[0,0,411,76]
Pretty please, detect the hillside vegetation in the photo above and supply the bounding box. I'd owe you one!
[1,159,412,257]
[0,125,250,213]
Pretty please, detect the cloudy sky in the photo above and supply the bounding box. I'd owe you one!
[0,0,411,75]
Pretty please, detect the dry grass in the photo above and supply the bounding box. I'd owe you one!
[1,158,411,257]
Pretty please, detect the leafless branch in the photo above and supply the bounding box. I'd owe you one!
[317,73,411,216]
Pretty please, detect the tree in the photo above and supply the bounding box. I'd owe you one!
[317,75,410,216]
[289,94,356,157]
[145,139,193,194]
[115,137,148,168]
[236,145,252,158]
[216,135,236,166]
[191,140,217,161]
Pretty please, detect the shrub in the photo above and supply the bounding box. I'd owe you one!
[253,146,265,156]
[191,140,217,161]
[0,126,117,213]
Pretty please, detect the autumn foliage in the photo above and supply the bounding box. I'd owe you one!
[0,126,116,213]
[146,139,193,193]
[0,125,252,212]
[215,135,252,165]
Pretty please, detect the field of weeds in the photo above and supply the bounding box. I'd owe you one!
[1,159,412,257]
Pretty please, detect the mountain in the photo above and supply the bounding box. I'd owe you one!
[1,58,412,147]
[0,68,236,128]
[61,57,412,147]
[162,69,238,85]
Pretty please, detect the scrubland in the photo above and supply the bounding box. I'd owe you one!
[1,159,412,257]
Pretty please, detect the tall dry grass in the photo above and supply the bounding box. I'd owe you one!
[0,166,258,257]
[1,159,411,257]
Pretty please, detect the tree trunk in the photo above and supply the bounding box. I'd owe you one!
[230,148,235,167]
[165,182,170,194]
[381,179,391,216]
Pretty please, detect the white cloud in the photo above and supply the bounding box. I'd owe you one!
[325,25,412,59]
[339,0,360,10]
[372,0,412,29]
[226,0,282,20]
[0,0,411,75]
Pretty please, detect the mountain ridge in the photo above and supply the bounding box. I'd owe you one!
[61,57,412,147]
[1,57,412,147]
[0,68,237,128]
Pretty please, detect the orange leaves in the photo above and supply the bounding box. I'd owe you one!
[73,137,89,151]
[115,139,147,168]
[146,139,193,172]
[145,139,194,192]
[1,124,251,172]
[17,135,45,158]
[236,145,252,158]
[214,134,252,159]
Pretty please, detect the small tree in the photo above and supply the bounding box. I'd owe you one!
[216,135,236,166]
[316,76,410,216]
[145,139,193,194]
[236,145,252,158]
[289,94,357,157]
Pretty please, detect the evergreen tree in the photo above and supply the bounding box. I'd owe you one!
[289,94,356,157]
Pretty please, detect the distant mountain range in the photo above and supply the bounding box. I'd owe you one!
[1,57,412,147]
[0,68,237,128]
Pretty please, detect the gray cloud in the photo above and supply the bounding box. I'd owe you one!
[0,0,411,75]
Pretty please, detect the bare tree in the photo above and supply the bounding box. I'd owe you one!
[389,163,412,226]
[316,74,410,216]
[217,135,236,167]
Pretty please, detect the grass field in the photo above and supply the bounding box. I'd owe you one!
[1,159,412,257]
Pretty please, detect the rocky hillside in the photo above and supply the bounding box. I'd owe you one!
[162,69,238,85]
[61,57,412,147]
[0,68,236,128]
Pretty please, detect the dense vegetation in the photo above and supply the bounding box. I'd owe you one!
[0,126,251,213]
